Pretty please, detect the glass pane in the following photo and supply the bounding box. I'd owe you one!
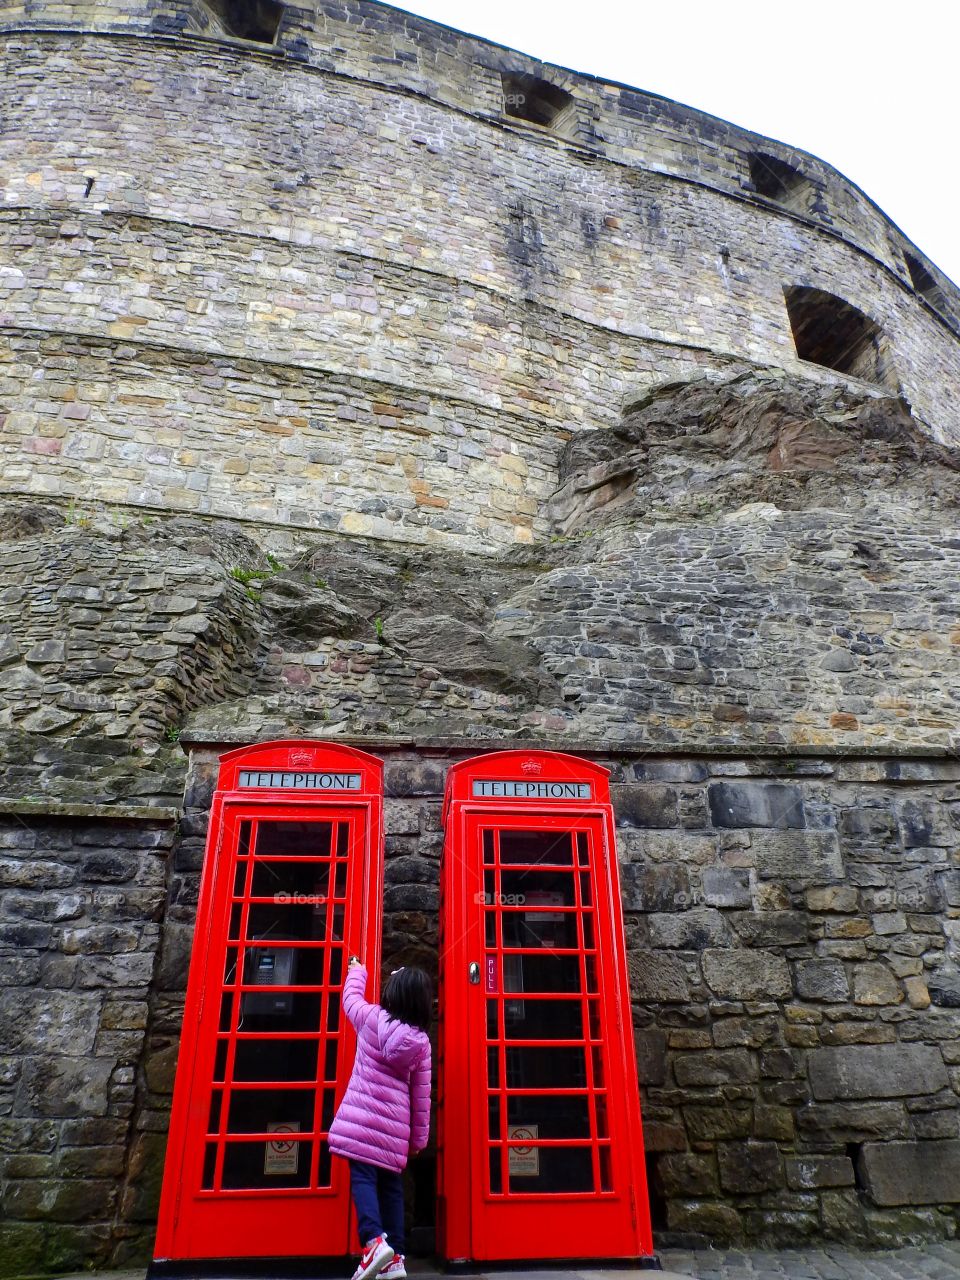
[585,955,598,992]
[502,909,580,950]
[483,829,495,864]
[238,986,322,1030]
[581,914,595,950]
[333,862,347,898]
[504,998,583,1041]
[579,873,592,906]
[328,948,343,985]
[218,992,234,1032]
[202,1142,217,1190]
[246,902,329,943]
[254,821,333,859]
[507,1093,591,1139]
[591,1045,605,1089]
[233,862,248,897]
[508,1144,593,1194]
[222,1138,312,1189]
[320,1088,336,1133]
[326,993,341,1032]
[250,860,330,900]
[485,912,496,946]
[487,1046,500,1088]
[232,1038,319,1083]
[228,903,243,940]
[324,1039,339,1082]
[506,1045,587,1089]
[223,947,239,985]
[499,869,575,903]
[486,999,499,1039]
[242,944,325,987]
[599,1144,612,1192]
[319,1141,332,1188]
[596,1093,608,1138]
[226,1089,314,1134]
[337,823,350,857]
[489,1146,502,1194]
[488,1094,501,1140]
[576,831,589,865]
[503,953,581,994]
[331,904,345,941]
[238,821,252,857]
[587,1000,601,1040]
[213,1039,228,1082]
[499,830,574,866]
[207,1090,222,1134]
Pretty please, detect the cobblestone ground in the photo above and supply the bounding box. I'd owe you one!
[61,1250,960,1280]
[657,1242,960,1278]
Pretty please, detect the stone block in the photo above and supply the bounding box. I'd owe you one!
[633,1028,668,1086]
[859,1139,960,1205]
[647,909,731,950]
[656,1152,719,1197]
[708,781,805,829]
[717,1140,782,1193]
[612,784,678,828]
[747,830,843,882]
[795,959,849,1002]
[785,1155,855,1190]
[796,1101,910,1142]
[683,1103,753,1140]
[702,866,752,908]
[806,885,858,912]
[852,962,901,1006]
[628,950,689,1001]
[702,948,791,1000]
[808,1044,948,1100]
[620,863,689,911]
[674,1049,758,1088]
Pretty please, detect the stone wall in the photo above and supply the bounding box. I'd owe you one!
[111,742,960,1261]
[1,14,960,549]
[0,809,177,1277]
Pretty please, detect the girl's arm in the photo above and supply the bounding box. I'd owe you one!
[409,1040,432,1154]
[341,963,377,1032]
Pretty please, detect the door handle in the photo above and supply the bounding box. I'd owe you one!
[468,962,480,985]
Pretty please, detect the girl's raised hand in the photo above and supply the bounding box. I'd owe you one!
[348,955,363,969]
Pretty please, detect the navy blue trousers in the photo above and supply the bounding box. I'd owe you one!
[349,1159,405,1253]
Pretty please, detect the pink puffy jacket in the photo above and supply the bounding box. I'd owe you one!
[328,965,432,1173]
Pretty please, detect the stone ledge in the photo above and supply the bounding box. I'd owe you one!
[178,727,960,761]
[0,798,180,823]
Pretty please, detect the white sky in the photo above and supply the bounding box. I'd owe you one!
[395,0,960,288]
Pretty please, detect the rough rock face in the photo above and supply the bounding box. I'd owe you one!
[1,374,958,807]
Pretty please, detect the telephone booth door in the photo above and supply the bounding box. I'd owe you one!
[153,740,384,1264]
[439,750,655,1265]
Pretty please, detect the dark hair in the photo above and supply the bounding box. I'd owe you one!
[381,966,432,1033]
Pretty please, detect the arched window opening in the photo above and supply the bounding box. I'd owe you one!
[784,286,898,390]
[904,251,950,315]
[748,152,817,216]
[501,72,575,134]
[205,0,283,43]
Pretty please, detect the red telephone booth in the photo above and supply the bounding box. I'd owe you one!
[153,740,384,1265]
[438,750,656,1265]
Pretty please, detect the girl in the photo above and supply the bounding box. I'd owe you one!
[329,957,432,1280]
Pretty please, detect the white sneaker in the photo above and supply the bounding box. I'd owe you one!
[350,1236,395,1280]
[380,1256,406,1279]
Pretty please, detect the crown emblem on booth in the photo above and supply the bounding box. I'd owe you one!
[519,759,543,775]
[288,749,315,767]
